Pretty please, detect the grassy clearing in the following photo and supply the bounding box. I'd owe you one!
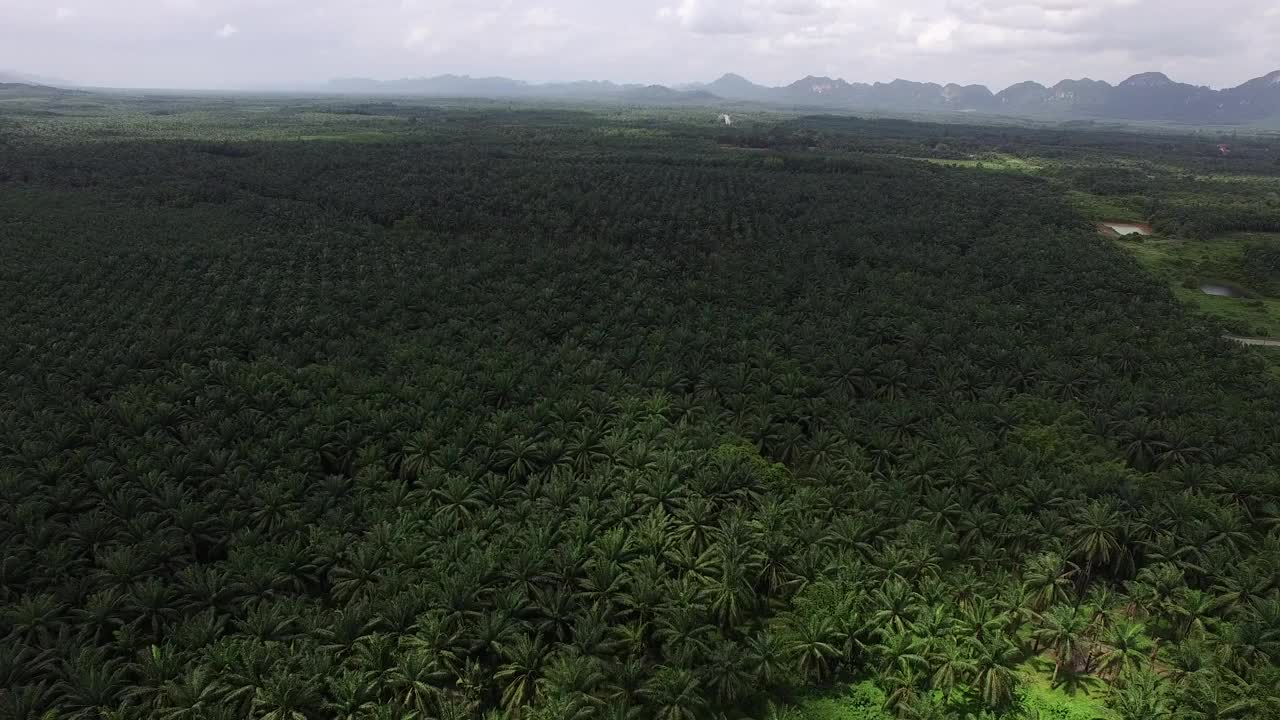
[293,131,399,143]
[781,665,1115,720]
[901,153,1042,172]
[1114,232,1280,336]
[1065,190,1145,222]
[1019,658,1117,720]
[778,683,892,720]
[1193,173,1280,185]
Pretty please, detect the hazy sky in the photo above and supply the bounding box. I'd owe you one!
[3,0,1280,90]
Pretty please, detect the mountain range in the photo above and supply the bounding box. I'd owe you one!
[329,70,1280,124]
[326,75,719,104]
[5,67,1280,124]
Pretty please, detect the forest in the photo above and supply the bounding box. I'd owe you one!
[1,91,1279,720]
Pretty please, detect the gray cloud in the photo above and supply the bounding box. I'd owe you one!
[0,0,1277,90]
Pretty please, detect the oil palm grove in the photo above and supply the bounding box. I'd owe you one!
[1,93,1279,720]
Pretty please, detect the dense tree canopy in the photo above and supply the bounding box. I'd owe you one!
[1,96,1279,719]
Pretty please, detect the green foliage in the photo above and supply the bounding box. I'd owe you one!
[1116,232,1280,337]
[1019,681,1114,720]
[2,92,1279,720]
[784,683,892,720]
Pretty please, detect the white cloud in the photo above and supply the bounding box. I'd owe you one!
[658,0,756,35]
[0,0,1276,91]
[403,24,434,50]
[914,19,957,51]
[772,0,824,17]
[522,7,568,30]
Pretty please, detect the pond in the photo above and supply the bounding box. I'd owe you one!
[1102,222,1152,236]
[1201,283,1246,298]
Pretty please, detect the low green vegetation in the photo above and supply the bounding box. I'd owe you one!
[783,667,1116,720]
[1114,232,1280,337]
[1018,659,1115,720]
[780,683,893,720]
[1064,191,1145,224]
[2,90,1279,720]
[899,154,1042,172]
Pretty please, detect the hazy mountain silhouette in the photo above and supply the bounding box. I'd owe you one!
[698,71,1280,123]
[327,75,711,103]
[324,69,1280,123]
[0,69,75,87]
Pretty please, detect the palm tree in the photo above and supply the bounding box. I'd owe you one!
[1109,668,1172,720]
[1033,605,1091,685]
[1071,501,1123,595]
[322,669,374,720]
[1248,595,1280,662]
[158,667,222,720]
[786,614,845,682]
[468,607,519,662]
[701,639,752,705]
[869,577,922,635]
[1175,669,1260,720]
[175,565,242,615]
[871,630,928,678]
[1129,562,1185,649]
[123,643,184,712]
[314,604,377,659]
[4,592,65,645]
[1083,583,1123,637]
[1118,419,1169,472]
[639,666,705,720]
[496,634,547,712]
[929,638,976,704]
[351,634,397,701]
[1096,619,1152,682]
[704,550,756,629]
[654,602,714,666]
[55,647,128,720]
[1022,552,1077,613]
[968,638,1021,710]
[746,629,788,687]
[957,596,1006,645]
[882,665,924,717]
[251,671,322,720]
[536,650,604,713]
[1172,588,1224,641]
[130,576,178,641]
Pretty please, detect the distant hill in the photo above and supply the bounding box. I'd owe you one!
[715,70,1280,124]
[620,85,717,104]
[0,81,84,97]
[328,69,1280,124]
[0,70,73,87]
[326,75,720,103]
[698,73,775,102]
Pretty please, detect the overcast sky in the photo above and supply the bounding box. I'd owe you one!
[3,0,1280,90]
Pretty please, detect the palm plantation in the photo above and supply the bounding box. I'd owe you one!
[1,93,1279,720]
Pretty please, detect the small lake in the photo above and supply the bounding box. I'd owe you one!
[1201,284,1246,298]
[1102,222,1152,236]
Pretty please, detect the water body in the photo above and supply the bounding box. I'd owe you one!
[1201,284,1246,298]
[1102,222,1152,236]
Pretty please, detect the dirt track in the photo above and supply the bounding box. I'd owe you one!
[1226,335,1280,347]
